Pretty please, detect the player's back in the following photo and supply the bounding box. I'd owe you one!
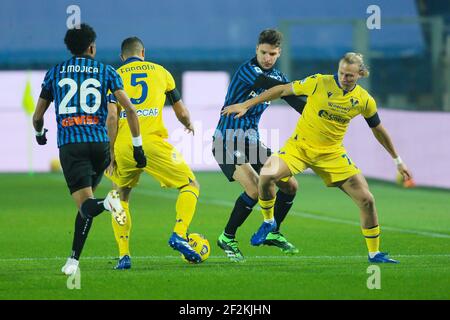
[42,56,123,147]
[115,57,174,140]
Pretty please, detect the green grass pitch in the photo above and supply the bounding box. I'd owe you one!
[0,172,449,300]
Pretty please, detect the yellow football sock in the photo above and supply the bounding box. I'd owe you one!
[259,197,276,221]
[174,185,199,237]
[362,225,380,254]
[111,201,132,257]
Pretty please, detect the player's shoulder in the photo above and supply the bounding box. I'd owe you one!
[151,61,170,73]
[297,73,323,84]
[355,84,373,101]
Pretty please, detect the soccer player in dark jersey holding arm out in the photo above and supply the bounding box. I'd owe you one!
[213,29,306,261]
[32,24,146,275]
[223,52,413,263]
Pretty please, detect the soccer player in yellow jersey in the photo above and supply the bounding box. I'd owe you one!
[105,37,202,267]
[222,52,413,263]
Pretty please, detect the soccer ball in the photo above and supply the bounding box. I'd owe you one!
[182,233,210,263]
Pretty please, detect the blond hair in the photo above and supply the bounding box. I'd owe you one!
[340,52,370,77]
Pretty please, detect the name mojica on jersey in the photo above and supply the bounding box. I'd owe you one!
[59,65,100,74]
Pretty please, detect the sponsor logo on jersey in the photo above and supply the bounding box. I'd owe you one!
[318,110,350,124]
[61,115,99,127]
[120,108,159,118]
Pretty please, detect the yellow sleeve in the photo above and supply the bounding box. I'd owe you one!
[165,68,176,92]
[362,94,377,118]
[291,74,320,96]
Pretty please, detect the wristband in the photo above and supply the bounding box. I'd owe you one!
[35,128,45,136]
[394,156,403,165]
[132,135,143,147]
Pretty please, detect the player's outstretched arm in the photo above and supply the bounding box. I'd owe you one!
[371,123,412,181]
[252,75,306,114]
[32,97,51,145]
[172,100,194,135]
[221,83,294,118]
[113,89,147,168]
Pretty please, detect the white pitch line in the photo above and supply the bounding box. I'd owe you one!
[45,175,450,239]
[0,254,449,263]
[132,188,450,239]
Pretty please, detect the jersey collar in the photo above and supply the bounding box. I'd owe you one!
[123,56,144,65]
[251,56,274,73]
[74,54,94,60]
[333,73,356,95]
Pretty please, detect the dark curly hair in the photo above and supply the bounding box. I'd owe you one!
[258,29,283,47]
[64,23,97,55]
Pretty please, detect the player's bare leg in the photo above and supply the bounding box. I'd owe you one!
[339,174,378,228]
[252,156,292,245]
[233,163,259,199]
[63,186,125,275]
[339,173,398,263]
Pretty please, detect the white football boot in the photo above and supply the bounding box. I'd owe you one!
[61,257,79,276]
[103,190,126,226]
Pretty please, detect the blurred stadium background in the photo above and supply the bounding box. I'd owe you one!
[1,0,449,189]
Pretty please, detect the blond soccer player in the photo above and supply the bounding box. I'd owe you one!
[222,52,412,263]
[105,37,202,267]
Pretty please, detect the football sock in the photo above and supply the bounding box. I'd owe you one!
[224,192,257,237]
[259,197,276,222]
[80,198,105,219]
[273,190,296,232]
[174,185,199,237]
[111,201,132,257]
[71,211,93,260]
[362,225,380,256]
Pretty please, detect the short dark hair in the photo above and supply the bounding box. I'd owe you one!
[121,37,145,55]
[64,23,96,55]
[258,29,283,47]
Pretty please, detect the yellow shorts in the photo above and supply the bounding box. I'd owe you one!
[274,137,360,186]
[105,135,195,189]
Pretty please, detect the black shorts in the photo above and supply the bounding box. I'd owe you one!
[59,142,110,194]
[212,137,272,182]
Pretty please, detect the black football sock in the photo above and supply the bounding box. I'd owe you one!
[273,190,296,233]
[80,198,105,219]
[224,192,257,237]
[70,211,93,260]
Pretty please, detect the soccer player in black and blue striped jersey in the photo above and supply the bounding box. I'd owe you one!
[32,23,147,275]
[213,29,305,261]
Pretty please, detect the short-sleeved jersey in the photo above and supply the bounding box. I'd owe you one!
[214,57,288,142]
[41,56,123,147]
[112,57,175,142]
[291,74,377,150]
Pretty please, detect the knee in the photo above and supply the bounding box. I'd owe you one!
[360,192,375,209]
[259,173,277,188]
[283,178,298,195]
